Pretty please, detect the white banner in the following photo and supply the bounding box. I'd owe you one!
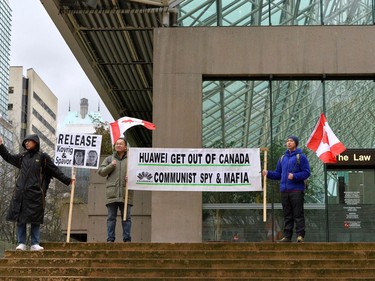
[128,148,262,191]
[54,133,102,169]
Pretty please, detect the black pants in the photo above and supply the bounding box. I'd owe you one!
[281,191,305,239]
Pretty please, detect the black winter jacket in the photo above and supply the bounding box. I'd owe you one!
[0,134,71,224]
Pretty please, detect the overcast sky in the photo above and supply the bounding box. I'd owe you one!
[9,0,114,124]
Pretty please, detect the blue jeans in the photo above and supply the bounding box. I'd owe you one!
[17,223,40,245]
[106,202,132,242]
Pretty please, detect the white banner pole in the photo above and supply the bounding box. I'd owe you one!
[123,181,128,222]
[262,148,268,222]
[123,136,129,221]
[66,167,76,242]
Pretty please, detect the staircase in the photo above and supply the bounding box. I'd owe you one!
[1,242,375,280]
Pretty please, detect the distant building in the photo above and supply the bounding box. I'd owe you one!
[8,67,58,155]
[58,98,104,134]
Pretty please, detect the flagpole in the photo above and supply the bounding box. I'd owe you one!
[66,167,76,242]
[322,78,329,242]
[124,165,129,222]
[324,164,329,241]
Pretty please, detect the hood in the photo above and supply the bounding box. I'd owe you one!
[22,134,40,151]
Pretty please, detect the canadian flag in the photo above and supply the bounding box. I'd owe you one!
[109,116,156,144]
[306,113,346,163]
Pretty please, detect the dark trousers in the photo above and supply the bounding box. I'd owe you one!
[281,191,305,238]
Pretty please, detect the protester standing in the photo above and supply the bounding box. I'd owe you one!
[262,136,310,242]
[0,134,73,251]
[98,137,133,242]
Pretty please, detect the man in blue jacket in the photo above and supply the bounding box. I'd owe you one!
[262,136,311,242]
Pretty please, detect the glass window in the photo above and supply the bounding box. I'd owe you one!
[202,79,375,242]
[178,0,374,26]
[328,169,375,241]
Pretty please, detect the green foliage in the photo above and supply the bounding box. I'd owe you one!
[94,122,113,155]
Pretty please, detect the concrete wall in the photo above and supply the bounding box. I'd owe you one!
[87,169,151,242]
[154,26,375,77]
[152,26,375,242]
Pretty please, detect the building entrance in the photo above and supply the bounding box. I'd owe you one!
[327,149,375,242]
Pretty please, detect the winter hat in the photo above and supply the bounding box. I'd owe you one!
[288,135,299,147]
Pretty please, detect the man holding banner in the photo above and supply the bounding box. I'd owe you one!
[98,137,133,243]
[262,136,310,243]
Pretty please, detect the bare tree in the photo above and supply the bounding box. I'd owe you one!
[0,158,18,244]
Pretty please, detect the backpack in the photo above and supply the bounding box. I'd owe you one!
[280,153,309,189]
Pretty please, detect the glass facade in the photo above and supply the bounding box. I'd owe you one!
[0,0,11,121]
[178,0,374,27]
[0,0,12,145]
[177,1,375,242]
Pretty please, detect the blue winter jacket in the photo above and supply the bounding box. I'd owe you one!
[267,148,311,192]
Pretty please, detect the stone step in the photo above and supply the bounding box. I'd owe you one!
[5,249,375,260]
[33,242,375,251]
[0,276,374,281]
[1,267,375,279]
[0,257,374,268]
[1,243,375,280]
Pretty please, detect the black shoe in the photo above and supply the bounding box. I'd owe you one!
[278,237,291,242]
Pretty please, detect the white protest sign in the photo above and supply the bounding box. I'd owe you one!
[128,148,262,191]
[54,133,102,169]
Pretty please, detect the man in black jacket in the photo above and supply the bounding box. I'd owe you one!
[0,134,73,251]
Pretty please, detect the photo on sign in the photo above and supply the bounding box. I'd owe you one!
[86,150,98,167]
[73,149,85,166]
